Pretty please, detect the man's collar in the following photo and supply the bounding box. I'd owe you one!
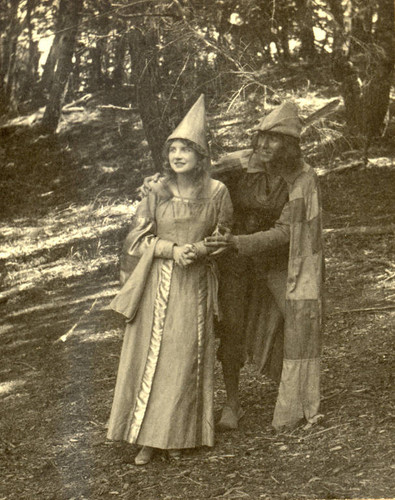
[281,162,305,184]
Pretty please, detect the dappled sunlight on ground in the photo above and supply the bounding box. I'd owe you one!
[4,336,42,350]
[0,199,138,307]
[0,379,26,397]
[58,109,103,131]
[0,323,13,335]
[77,329,122,344]
[4,255,118,290]
[0,201,135,262]
[5,287,119,321]
[367,157,394,168]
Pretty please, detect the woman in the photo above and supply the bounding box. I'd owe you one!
[107,95,233,465]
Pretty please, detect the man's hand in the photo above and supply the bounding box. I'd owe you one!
[136,173,162,198]
[173,245,197,267]
[204,233,236,250]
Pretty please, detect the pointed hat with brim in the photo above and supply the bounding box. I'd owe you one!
[254,101,302,138]
[167,94,209,155]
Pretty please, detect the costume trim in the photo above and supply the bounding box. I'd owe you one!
[195,268,207,442]
[127,259,174,442]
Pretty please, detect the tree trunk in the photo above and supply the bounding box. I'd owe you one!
[69,42,83,95]
[41,0,83,134]
[128,28,171,171]
[295,0,317,61]
[349,0,374,53]
[20,0,39,102]
[0,0,21,113]
[112,35,127,87]
[327,0,345,64]
[38,0,69,95]
[278,24,290,62]
[330,0,394,147]
[89,46,102,91]
[361,0,394,138]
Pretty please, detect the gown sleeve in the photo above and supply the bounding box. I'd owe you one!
[120,192,175,285]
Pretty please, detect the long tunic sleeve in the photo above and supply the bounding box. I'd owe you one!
[234,202,291,256]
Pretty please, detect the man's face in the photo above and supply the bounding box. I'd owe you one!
[255,132,284,164]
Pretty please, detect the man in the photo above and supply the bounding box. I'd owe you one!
[206,102,324,430]
[212,111,290,431]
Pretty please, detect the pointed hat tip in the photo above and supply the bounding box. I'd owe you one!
[166,94,209,154]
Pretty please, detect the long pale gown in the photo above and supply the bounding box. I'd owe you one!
[107,178,233,449]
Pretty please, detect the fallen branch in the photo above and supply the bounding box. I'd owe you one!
[61,106,85,114]
[302,99,341,130]
[215,119,246,129]
[333,304,395,314]
[98,104,137,112]
[56,299,98,343]
[321,389,347,401]
[63,93,95,109]
[319,161,363,177]
[324,224,395,236]
[300,424,349,440]
[15,361,38,371]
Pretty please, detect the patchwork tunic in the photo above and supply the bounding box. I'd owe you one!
[235,163,324,428]
[107,179,233,449]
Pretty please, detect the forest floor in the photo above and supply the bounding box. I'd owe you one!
[0,83,394,500]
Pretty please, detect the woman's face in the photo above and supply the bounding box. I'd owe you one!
[168,140,199,175]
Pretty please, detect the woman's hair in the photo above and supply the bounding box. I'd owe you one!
[162,138,211,187]
[251,131,302,168]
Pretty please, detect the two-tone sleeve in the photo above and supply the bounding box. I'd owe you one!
[235,200,290,256]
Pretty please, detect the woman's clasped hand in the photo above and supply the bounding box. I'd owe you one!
[173,244,197,267]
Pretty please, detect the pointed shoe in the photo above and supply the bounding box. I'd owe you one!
[135,446,154,465]
[217,405,245,431]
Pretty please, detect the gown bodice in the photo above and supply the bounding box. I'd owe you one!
[155,196,221,246]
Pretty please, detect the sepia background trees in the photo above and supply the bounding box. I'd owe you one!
[0,0,394,167]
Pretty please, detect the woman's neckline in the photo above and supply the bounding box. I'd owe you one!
[175,178,197,200]
[166,177,217,200]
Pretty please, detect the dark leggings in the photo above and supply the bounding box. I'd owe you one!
[216,252,287,369]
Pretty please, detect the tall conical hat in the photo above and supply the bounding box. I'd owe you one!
[254,101,302,138]
[166,94,209,155]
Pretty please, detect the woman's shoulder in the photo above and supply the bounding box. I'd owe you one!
[206,178,229,198]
